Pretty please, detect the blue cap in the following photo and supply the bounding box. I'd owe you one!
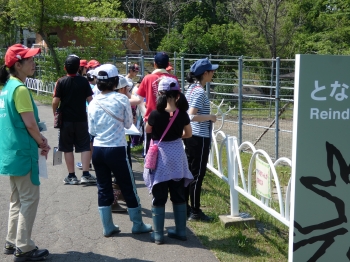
[154,52,169,67]
[190,58,219,76]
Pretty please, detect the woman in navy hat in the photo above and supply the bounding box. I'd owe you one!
[184,58,218,222]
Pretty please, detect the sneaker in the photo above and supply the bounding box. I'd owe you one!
[63,176,79,185]
[76,162,93,170]
[80,174,97,184]
[76,162,83,169]
[14,247,49,262]
[188,209,212,222]
[3,241,15,255]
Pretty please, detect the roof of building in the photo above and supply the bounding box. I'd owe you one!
[71,17,157,26]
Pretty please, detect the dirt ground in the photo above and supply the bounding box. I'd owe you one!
[213,117,293,160]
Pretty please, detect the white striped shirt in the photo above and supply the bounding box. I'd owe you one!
[185,83,211,138]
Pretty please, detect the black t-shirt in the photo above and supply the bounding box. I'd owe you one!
[54,75,93,122]
[148,109,190,141]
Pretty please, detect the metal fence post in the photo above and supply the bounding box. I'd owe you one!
[275,57,280,160]
[141,56,145,78]
[269,58,274,118]
[181,57,185,92]
[238,56,243,145]
[228,136,240,217]
[125,56,129,74]
[174,52,177,75]
[206,82,210,98]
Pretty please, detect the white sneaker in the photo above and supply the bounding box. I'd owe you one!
[80,174,97,184]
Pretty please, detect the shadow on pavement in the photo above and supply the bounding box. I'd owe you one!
[48,251,153,261]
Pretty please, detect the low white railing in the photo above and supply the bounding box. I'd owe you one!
[26,78,55,95]
[208,133,292,227]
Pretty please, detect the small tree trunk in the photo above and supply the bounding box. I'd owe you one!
[38,31,61,75]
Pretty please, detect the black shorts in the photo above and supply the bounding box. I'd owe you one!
[58,122,91,153]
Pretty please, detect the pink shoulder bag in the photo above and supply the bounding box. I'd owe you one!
[144,109,179,170]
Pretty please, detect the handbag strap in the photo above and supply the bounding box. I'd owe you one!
[158,109,179,143]
[95,99,124,122]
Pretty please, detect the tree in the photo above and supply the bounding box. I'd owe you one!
[291,0,350,55]
[8,0,124,74]
[0,0,18,47]
[228,0,304,58]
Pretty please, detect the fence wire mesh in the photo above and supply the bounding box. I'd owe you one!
[0,49,295,159]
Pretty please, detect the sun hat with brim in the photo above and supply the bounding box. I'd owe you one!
[158,76,180,91]
[116,75,133,90]
[95,64,119,80]
[5,44,41,68]
[190,58,219,76]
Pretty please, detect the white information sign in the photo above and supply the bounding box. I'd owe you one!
[256,156,271,199]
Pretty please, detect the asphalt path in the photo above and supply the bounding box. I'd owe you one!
[0,102,218,262]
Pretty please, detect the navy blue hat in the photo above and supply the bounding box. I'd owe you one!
[190,58,219,76]
[154,52,169,68]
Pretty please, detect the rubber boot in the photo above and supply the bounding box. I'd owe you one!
[168,203,187,241]
[128,205,152,234]
[98,206,121,237]
[111,200,127,212]
[150,206,165,244]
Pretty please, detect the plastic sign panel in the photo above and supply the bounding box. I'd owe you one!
[256,156,271,199]
[289,55,350,261]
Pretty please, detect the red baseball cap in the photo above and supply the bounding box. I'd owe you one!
[86,59,100,68]
[166,63,173,71]
[80,59,87,67]
[5,44,41,68]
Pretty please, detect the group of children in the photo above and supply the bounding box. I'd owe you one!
[71,55,219,244]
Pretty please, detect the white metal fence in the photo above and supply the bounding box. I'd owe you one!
[208,130,292,228]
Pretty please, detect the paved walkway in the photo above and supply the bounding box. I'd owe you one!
[0,102,218,262]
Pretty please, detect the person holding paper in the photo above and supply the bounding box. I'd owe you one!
[88,64,152,237]
[0,44,50,261]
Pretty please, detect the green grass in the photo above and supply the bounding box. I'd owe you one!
[131,145,290,262]
[30,90,53,105]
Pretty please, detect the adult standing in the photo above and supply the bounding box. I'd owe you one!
[184,58,218,221]
[132,52,178,154]
[52,54,96,185]
[0,44,50,261]
[88,64,152,236]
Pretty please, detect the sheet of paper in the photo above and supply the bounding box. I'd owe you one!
[38,148,48,179]
[125,124,141,136]
[53,147,63,166]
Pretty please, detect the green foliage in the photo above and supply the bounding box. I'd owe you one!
[158,19,246,56]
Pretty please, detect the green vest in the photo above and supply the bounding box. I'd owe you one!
[0,77,40,185]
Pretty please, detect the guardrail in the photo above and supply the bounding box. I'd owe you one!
[208,131,292,228]
[25,78,55,95]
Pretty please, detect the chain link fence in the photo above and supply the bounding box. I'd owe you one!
[1,48,295,159]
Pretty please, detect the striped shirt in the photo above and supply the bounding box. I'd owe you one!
[185,83,211,138]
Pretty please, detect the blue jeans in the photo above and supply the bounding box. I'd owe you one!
[92,146,140,208]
